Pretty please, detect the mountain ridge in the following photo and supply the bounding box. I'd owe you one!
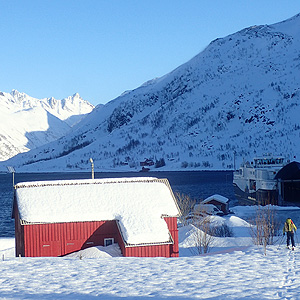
[0,91,94,161]
[1,13,300,172]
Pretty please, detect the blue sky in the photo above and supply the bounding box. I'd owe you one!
[1,1,299,105]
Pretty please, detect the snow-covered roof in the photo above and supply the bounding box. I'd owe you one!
[202,194,229,204]
[14,177,180,245]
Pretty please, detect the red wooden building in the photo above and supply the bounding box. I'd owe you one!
[13,177,180,258]
[201,194,230,215]
[140,159,154,166]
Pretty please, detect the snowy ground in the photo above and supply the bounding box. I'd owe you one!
[1,206,300,300]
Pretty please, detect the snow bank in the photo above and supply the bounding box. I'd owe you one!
[2,197,300,299]
[15,177,179,245]
[0,237,14,251]
[232,205,300,215]
[1,244,300,299]
[66,244,122,258]
[178,214,253,258]
[0,237,15,259]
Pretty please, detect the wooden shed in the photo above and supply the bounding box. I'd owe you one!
[13,177,180,258]
[201,194,230,215]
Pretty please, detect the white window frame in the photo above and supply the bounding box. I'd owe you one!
[104,238,114,247]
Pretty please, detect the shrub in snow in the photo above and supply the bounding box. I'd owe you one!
[212,223,234,238]
[190,217,215,255]
[249,205,281,255]
[175,192,196,226]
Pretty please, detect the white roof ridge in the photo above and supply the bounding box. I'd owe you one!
[15,177,161,189]
[202,194,229,204]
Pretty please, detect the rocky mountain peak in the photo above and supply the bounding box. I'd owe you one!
[1,14,300,172]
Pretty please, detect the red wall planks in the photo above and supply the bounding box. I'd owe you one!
[16,216,179,258]
[19,221,121,257]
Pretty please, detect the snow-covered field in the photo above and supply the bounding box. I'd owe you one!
[1,206,300,300]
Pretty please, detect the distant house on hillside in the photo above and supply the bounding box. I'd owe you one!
[201,194,230,215]
[13,177,180,258]
[140,159,154,167]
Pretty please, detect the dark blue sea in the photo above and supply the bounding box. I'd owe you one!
[0,171,235,237]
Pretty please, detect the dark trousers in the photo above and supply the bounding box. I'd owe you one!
[287,231,295,247]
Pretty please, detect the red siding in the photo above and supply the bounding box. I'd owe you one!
[16,214,179,258]
[20,220,122,257]
[164,217,179,257]
[122,217,179,257]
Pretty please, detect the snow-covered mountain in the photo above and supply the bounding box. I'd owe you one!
[2,14,300,172]
[0,90,94,161]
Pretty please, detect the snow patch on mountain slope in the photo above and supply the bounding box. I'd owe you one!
[0,91,94,161]
[1,14,300,172]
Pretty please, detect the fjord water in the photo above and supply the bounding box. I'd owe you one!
[0,171,235,237]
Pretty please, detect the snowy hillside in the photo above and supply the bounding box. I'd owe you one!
[0,90,94,161]
[2,13,300,172]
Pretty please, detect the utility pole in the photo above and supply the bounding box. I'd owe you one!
[7,166,15,186]
[233,152,236,170]
[89,158,94,179]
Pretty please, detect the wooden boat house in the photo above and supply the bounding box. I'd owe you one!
[201,194,230,215]
[13,177,180,258]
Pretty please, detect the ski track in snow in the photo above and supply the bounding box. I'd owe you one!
[0,246,300,299]
[278,249,300,299]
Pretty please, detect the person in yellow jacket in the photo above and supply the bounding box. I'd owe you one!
[283,218,297,250]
